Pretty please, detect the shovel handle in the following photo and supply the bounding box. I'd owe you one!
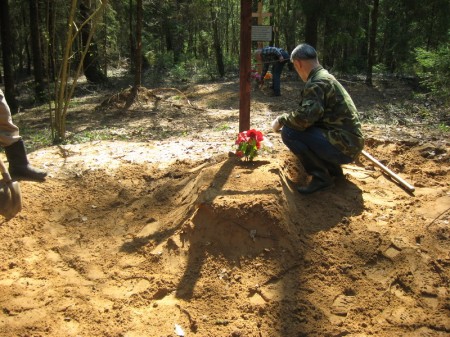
[361,150,415,193]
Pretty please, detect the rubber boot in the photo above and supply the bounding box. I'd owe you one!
[4,139,47,181]
[325,161,344,178]
[296,148,334,194]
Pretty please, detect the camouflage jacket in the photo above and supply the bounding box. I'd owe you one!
[278,66,364,159]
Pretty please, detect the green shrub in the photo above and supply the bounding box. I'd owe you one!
[415,40,450,101]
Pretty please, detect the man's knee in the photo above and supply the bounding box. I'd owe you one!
[281,128,309,153]
[281,126,299,142]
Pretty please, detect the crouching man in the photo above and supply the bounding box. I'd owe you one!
[271,44,364,194]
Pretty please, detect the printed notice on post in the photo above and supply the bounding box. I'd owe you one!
[251,26,272,41]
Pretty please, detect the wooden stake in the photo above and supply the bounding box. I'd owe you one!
[361,150,415,193]
[239,0,252,132]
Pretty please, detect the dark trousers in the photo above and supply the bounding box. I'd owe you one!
[281,125,352,167]
[271,50,290,96]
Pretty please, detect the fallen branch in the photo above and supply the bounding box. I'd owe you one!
[361,150,415,193]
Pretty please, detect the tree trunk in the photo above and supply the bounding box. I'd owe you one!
[129,0,135,72]
[79,0,107,83]
[211,2,225,77]
[53,0,108,142]
[20,5,29,75]
[45,0,56,82]
[302,0,322,48]
[125,0,142,110]
[322,12,334,68]
[134,0,142,88]
[366,0,379,86]
[29,0,46,100]
[269,0,275,46]
[282,0,297,54]
[0,0,18,114]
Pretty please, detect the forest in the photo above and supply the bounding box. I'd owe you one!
[0,1,449,336]
[0,0,449,137]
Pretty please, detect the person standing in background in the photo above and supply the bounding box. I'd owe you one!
[254,46,290,96]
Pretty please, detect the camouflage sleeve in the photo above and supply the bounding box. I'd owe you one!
[277,69,364,159]
[278,80,329,130]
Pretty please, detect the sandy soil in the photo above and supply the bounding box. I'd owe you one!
[0,76,449,337]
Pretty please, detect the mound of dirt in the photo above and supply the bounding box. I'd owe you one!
[0,133,448,336]
[1,74,449,336]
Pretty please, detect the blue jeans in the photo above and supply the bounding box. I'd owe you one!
[281,125,353,165]
[271,50,289,96]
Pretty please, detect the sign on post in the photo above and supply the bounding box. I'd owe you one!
[251,26,273,41]
[252,1,272,73]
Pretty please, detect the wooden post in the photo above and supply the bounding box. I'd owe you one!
[252,1,272,74]
[239,0,252,132]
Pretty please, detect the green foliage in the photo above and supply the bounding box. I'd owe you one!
[151,51,175,69]
[3,0,450,99]
[372,63,389,74]
[437,123,449,132]
[68,129,117,144]
[415,42,450,100]
[169,63,190,82]
[215,124,232,131]
[98,4,121,67]
[237,140,258,161]
[18,128,53,151]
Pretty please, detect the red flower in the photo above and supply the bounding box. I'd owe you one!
[236,132,248,144]
[234,129,266,161]
[246,129,264,142]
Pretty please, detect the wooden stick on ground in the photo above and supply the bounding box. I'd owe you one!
[361,150,415,193]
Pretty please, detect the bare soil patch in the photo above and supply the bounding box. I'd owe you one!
[0,75,449,337]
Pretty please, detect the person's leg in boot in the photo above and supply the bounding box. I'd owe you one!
[1,89,46,181]
[282,125,353,180]
[281,126,333,194]
[295,146,334,194]
[4,139,47,181]
[323,159,344,178]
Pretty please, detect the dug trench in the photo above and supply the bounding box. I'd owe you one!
[0,135,448,336]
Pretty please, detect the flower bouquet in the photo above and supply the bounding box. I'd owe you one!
[250,70,272,82]
[251,69,262,82]
[235,129,267,161]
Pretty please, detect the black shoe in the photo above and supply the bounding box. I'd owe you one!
[297,176,334,194]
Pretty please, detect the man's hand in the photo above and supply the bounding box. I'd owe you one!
[271,117,282,132]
